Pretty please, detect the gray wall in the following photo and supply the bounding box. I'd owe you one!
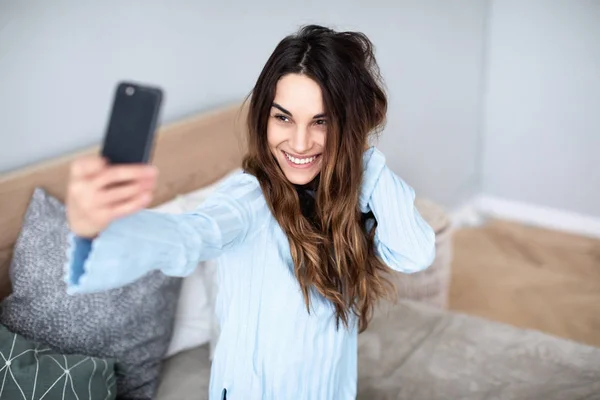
[0,1,487,209]
[481,1,600,217]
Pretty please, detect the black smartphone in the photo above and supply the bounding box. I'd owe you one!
[101,81,164,164]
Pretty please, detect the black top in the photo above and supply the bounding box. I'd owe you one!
[294,177,319,224]
[293,175,374,228]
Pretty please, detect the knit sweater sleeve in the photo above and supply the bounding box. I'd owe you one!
[64,172,265,294]
[360,147,436,273]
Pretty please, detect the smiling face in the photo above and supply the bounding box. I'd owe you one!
[267,73,327,185]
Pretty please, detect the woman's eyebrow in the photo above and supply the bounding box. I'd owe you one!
[272,103,292,116]
[272,103,326,119]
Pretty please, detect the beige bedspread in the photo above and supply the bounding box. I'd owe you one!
[156,299,600,399]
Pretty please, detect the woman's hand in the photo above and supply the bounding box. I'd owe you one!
[66,155,158,239]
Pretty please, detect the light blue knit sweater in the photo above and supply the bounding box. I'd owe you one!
[64,147,436,400]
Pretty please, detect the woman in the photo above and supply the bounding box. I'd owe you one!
[65,25,435,399]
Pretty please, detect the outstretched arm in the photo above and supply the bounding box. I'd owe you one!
[64,172,264,294]
[360,147,436,273]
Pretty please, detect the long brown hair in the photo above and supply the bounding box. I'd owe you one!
[242,25,395,332]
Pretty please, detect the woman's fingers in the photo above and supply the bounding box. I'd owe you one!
[96,178,156,207]
[70,155,107,180]
[109,191,154,219]
[66,155,159,238]
[92,164,158,190]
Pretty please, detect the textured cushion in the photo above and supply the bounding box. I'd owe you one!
[0,324,117,400]
[0,188,182,399]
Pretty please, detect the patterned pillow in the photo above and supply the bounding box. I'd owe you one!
[0,324,116,400]
[0,188,182,399]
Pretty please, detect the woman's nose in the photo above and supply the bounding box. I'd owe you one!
[290,126,310,153]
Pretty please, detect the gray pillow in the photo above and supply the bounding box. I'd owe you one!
[0,188,182,399]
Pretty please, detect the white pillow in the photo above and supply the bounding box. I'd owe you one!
[203,258,220,360]
[151,195,185,215]
[152,196,211,358]
[177,169,241,359]
[164,258,212,357]
[154,169,241,359]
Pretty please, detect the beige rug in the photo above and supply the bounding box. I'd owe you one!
[449,219,600,348]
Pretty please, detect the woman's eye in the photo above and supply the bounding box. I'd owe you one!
[274,114,290,123]
[314,119,327,126]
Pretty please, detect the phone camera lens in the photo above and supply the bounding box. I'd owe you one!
[125,86,135,96]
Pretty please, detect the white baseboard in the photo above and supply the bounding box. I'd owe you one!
[449,200,484,228]
[450,195,600,239]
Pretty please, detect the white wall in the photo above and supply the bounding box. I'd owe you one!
[0,0,487,209]
[481,1,600,217]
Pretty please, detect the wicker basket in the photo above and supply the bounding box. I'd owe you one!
[389,198,453,309]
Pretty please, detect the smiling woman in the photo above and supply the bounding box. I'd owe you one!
[60,24,435,400]
[242,25,394,337]
[268,74,326,183]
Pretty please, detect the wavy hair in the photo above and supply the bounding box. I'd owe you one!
[242,25,395,332]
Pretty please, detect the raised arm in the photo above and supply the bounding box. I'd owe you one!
[359,147,436,273]
[64,172,265,294]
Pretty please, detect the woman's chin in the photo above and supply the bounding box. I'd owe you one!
[283,169,320,185]
[279,161,321,185]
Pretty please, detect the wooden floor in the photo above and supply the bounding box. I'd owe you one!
[448,219,600,348]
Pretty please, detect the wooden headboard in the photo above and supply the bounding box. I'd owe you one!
[0,103,247,301]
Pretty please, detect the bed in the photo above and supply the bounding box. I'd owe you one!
[1,104,599,400]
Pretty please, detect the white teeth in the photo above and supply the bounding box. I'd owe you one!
[285,152,317,165]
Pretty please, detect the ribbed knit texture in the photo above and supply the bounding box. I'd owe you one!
[64,147,436,400]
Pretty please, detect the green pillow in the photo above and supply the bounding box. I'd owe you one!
[0,324,116,400]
